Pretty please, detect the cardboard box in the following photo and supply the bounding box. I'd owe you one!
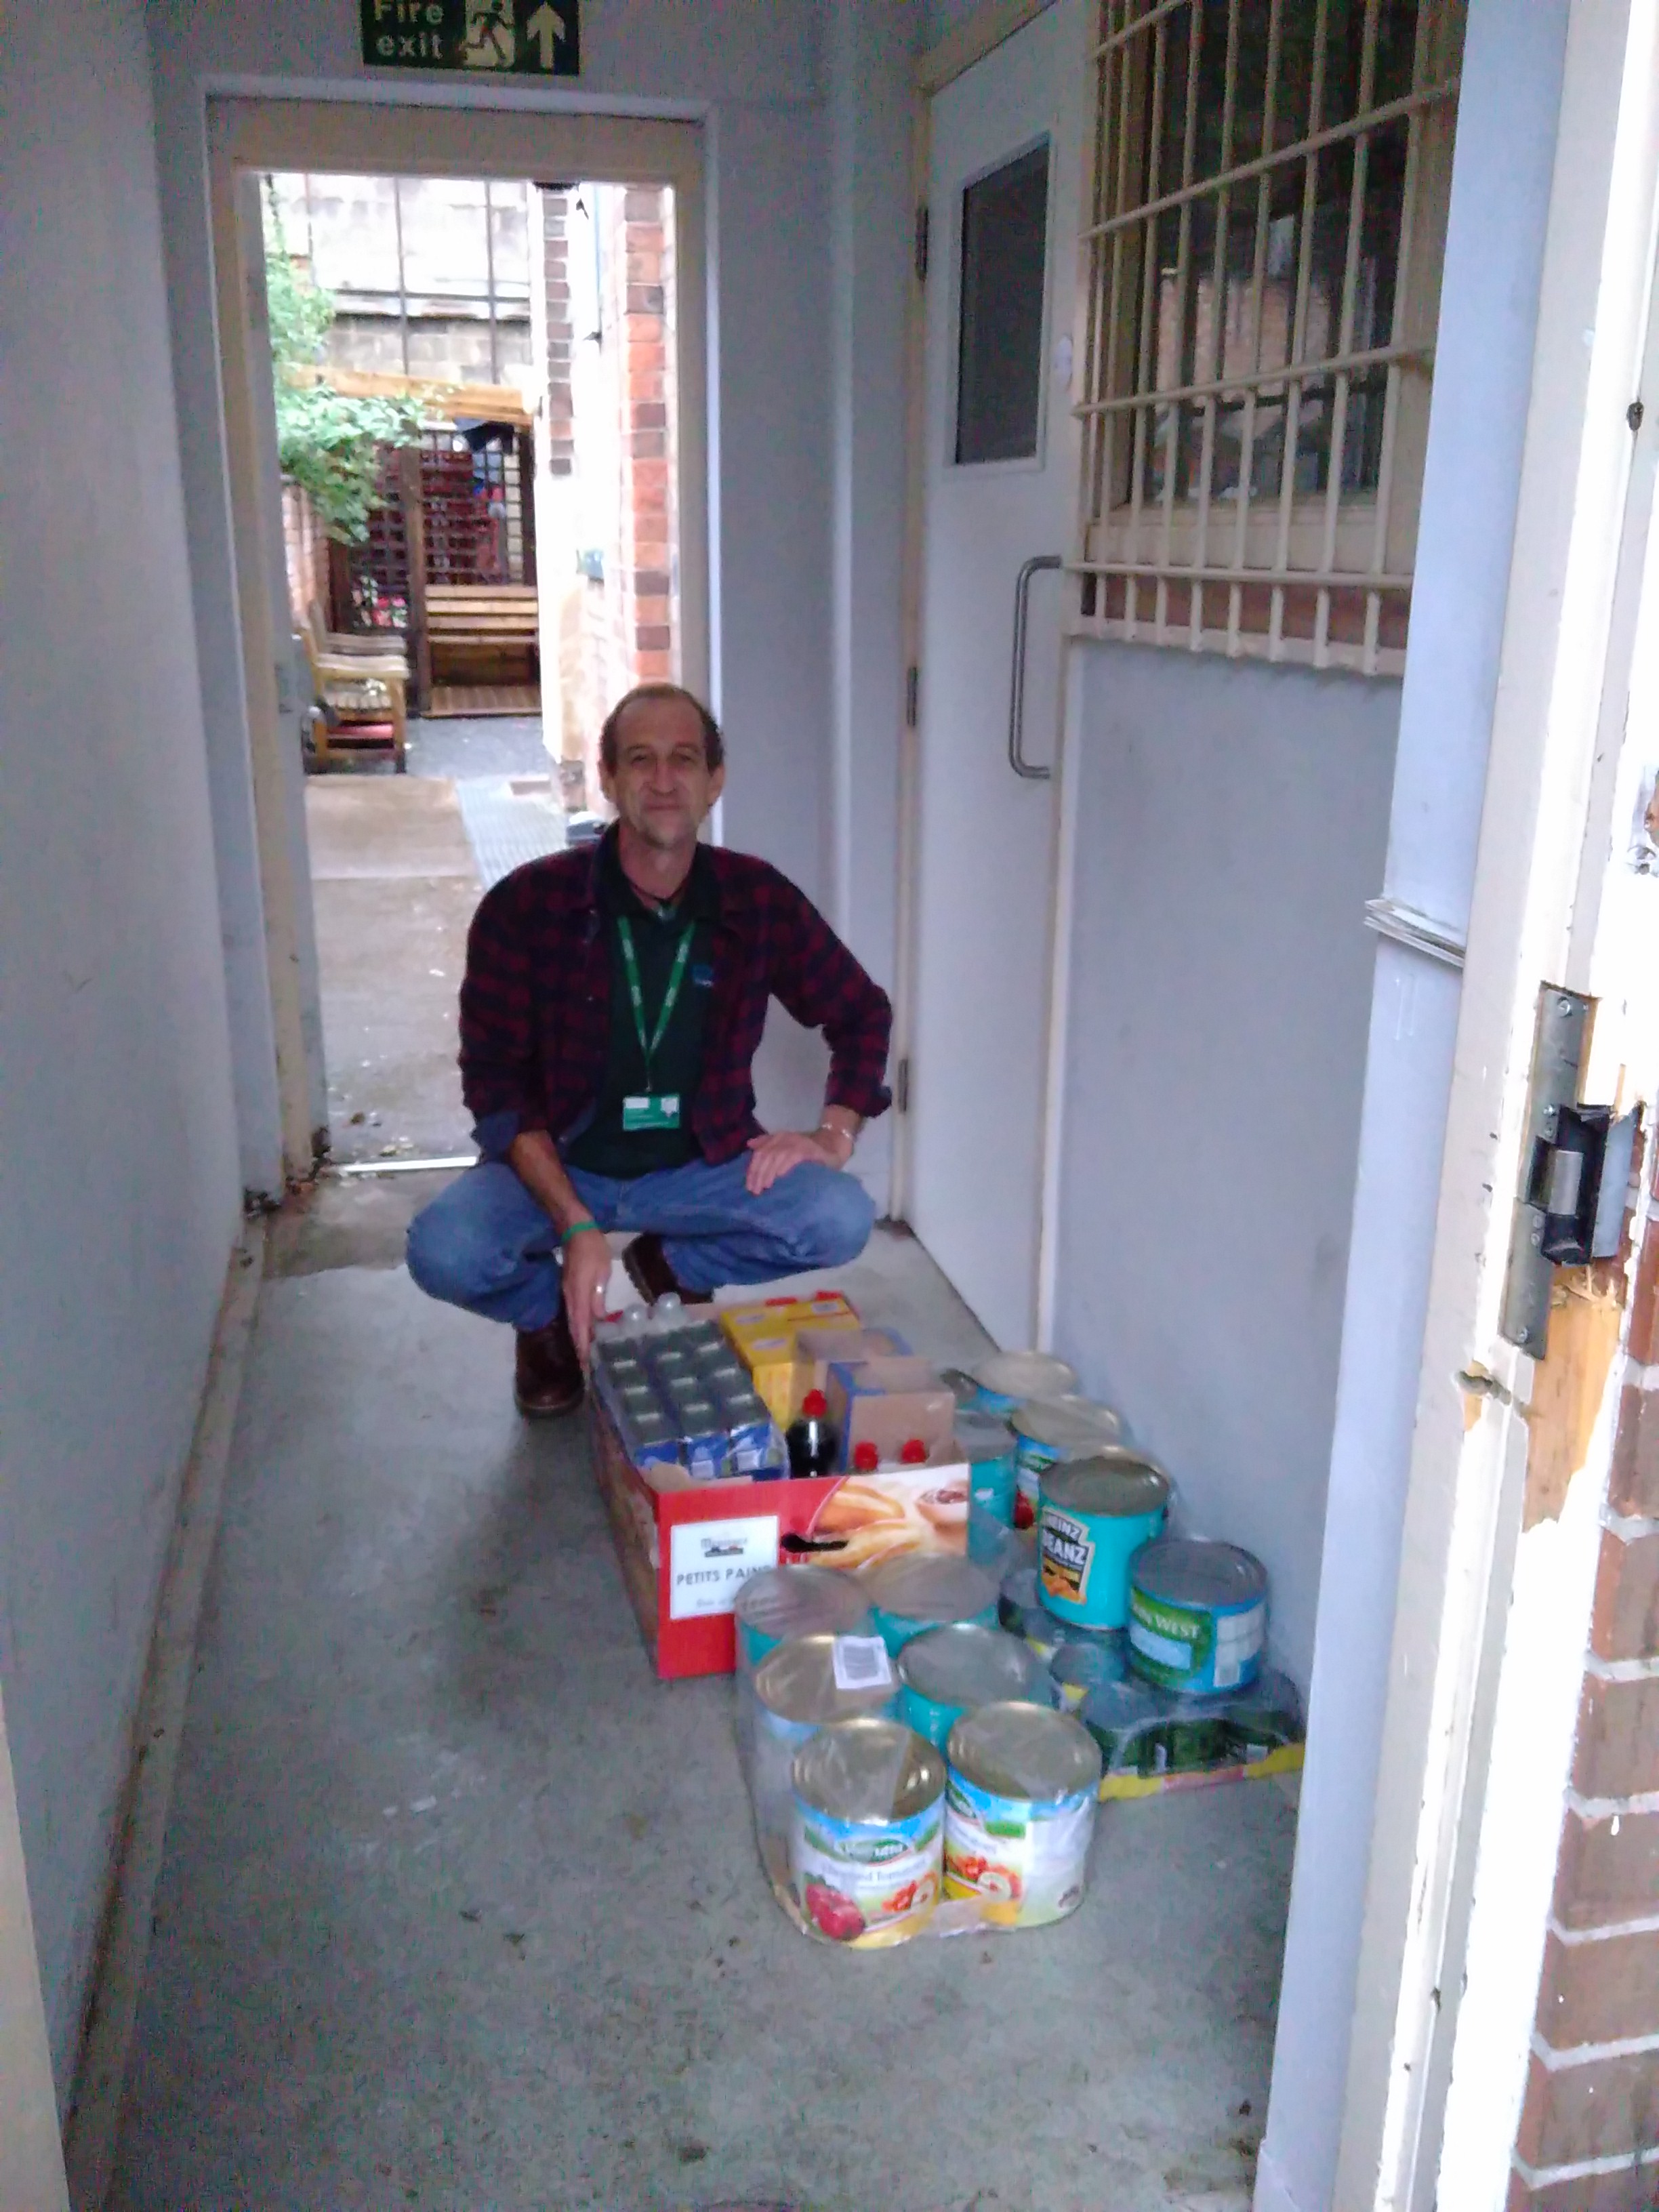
[824,1355,956,1471]
[720,1290,862,1422]
[588,1397,970,1680]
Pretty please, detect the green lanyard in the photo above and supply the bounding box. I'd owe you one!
[616,917,694,1089]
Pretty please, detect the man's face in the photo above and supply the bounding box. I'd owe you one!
[600,695,724,853]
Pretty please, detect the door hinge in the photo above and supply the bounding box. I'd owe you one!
[1500,985,1642,1355]
[905,665,919,728]
[914,204,930,284]
[895,1057,911,1113]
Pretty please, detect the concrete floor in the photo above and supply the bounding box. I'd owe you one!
[108,1229,1294,2212]
[306,779,478,1165]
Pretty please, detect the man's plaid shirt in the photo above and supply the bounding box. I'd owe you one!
[459,828,893,1165]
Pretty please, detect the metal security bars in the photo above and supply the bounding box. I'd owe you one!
[1073,0,1465,674]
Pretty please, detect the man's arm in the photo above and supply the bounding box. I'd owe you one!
[743,872,891,1194]
[506,1130,612,1364]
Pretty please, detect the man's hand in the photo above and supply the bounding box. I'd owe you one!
[745,1124,851,1195]
[561,1226,614,1366]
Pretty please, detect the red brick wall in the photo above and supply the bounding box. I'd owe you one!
[1509,1136,1659,2212]
[281,482,326,629]
[615,185,675,684]
[541,186,573,479]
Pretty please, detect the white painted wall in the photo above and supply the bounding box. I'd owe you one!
[1052,648,1400,1693]
[144,0,903,1191]
[0,0,243,2089]
[1257,3,1573,2207]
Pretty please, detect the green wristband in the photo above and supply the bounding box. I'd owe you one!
[560,1218,600,1247]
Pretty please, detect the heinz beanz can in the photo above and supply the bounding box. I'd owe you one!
[897,1622,1046,1747]
[1038,1452,1172,1631]
[943,1701,1103,1927]
[1128,1539,1269,1694]
[1011,1395,1125,1529]
[790,1718,945,1946]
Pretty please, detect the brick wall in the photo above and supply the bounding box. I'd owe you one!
[281,481,326,628]
[541,186,573,478]
[613,184,676,687]
[1509,1140,1659,2212]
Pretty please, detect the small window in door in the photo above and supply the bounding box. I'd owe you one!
[955,140,1050,466]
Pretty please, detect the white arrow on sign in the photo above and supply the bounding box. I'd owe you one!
[525,2,566,68]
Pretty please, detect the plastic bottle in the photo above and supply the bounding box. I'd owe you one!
[852,1440,880,1474]
[785,1389,840,1477]
[899,1438,928,1465]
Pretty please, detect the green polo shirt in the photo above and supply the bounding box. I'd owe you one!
[562,840,719,1179]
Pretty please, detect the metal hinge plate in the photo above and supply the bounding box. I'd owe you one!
[914,205,930,284]
[905,665,919,728]
[896,1056,911,1113]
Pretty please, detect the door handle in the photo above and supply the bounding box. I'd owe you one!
[1008,554,1063,780]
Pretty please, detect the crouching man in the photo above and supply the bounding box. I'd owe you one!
[407,683,891,1417]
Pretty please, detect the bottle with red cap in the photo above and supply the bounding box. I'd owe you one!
[785,1389,840,1478]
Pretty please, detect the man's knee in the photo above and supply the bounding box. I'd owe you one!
[797,1168,876,1269]
[406,1176,517,1307]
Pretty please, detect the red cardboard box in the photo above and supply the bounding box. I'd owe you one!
[588,1398,970,1680]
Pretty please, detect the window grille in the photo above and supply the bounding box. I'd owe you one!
[1074,0,1464,675]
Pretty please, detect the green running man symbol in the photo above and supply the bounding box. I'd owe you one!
[462,0,514,68]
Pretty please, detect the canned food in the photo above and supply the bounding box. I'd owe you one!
[1221,1667,1302,1761]
[1012,1396,1125,1530]
[943,1701,1102,1927]
[1048,1635,1126,1712]
[1128,1540,1268,1694]
[861,1555,1000,1654]
[790,1718,945,1944]
[897,1622,1046,1747]
[956,1408,1019,1560]
[1038,1451,1172,1630]
[1067,1674,1170,1774]
[752,1633,900,1841]
[969,1350,1077,1420]
[735,1565,875,1671]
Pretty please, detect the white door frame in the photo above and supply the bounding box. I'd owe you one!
[207,100,708,1182]
[1336,1,1659,2200]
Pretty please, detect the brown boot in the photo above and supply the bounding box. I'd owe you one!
[621,1232,705,1305]
[514,1306,583,1418]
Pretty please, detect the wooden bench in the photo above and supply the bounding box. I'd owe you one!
[424,585,539,691]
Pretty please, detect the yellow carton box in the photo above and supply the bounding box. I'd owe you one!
[720,1291,861,1422]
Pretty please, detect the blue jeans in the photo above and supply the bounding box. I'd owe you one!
[405,1153,876,1331]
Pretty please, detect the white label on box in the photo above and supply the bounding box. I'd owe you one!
[668,1515,780,1621]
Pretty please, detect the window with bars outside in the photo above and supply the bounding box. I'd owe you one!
[1074,0,1465,675]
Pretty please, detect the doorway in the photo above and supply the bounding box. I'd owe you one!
[254,159,689,1170]
[209,101,708,1184]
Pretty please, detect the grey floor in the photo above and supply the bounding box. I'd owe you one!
[408,714,552,781]
[108,1229,1292,2212]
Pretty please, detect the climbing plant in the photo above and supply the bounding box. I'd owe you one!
[263,184,426,544]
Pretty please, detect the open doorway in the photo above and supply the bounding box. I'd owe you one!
[224,117,700,1179]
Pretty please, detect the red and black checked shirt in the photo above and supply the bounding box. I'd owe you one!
[459,830,893,1166]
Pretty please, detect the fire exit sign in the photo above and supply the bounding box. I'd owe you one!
[360,0,579,76]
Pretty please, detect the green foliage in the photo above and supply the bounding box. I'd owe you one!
[263,184,425,544]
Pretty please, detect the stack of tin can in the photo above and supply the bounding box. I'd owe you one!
[737,1560,1105,1947]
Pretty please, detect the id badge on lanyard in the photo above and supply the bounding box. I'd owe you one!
[617,918,691,1135]
[622,1092,680,1132]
